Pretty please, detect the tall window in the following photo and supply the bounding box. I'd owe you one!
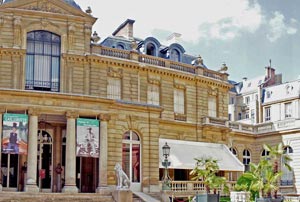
[281,146,293,186]
[265,107,271,121]
[251,109,255,120]
[107,77,121,99]
[243,149,251,171]
[26,31,61,92]
[122,131,141,183]
[229,147,238,181]
[208,96,217,117]
[170,49,180,62]
[285,102,292,118]
[174,88,185,114]
[245,96,250,105]
[147,83,160,105]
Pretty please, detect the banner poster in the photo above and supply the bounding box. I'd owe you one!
[76,118,99,158]
[2,113,28,155]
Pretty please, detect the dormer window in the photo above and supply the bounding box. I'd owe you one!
[170,49,180,62]
[146,43,156,56]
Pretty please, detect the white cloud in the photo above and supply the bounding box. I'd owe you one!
[76,0,263,42]
[267,11,298,42]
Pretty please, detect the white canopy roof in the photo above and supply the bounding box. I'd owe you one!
[159,138,244,171]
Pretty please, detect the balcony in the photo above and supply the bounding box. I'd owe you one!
[91,46,227,81]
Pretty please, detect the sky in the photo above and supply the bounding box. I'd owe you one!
[76,0,300,82]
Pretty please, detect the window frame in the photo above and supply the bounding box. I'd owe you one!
[25,30,61,92]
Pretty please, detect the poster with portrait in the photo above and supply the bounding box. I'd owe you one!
[2,113,28,155]
[76,118,99,158]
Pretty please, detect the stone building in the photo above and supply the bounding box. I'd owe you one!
[0,0,238,195]
[1,0,298,199]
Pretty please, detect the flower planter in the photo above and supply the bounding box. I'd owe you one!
[195,193,219,202]
[230,191,250,202]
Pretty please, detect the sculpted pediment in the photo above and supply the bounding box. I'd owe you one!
[0,0,93,18]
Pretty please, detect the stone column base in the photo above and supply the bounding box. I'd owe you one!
[62,185,79,193]
[112,189,132,202]
[96,186,111,195]
[25,184,39,193]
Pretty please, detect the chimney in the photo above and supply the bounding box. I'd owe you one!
[166,32,182,44]
[112,19,135,39]
[242,77,247,82]
[265,66,276,86]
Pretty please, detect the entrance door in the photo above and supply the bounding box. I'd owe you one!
[37,130,53,192]
[1,153,19,191]
[76,157,98,193]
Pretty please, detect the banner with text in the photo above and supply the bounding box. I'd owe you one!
[2,113,28,155]
[76,118,99,158]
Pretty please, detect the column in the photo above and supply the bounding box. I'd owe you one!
[96,114,110,194]
[55,125,62,192]
[0,109,5,191]
[62,111,78,193]
[25,109,39,192]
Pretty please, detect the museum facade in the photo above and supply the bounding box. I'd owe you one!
[0,0,297,197]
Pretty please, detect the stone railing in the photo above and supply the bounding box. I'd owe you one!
[170,61,196,74]
[229,119,300,135]
[91,46,228,81]
[98,46,131,60]
[139,54,166,67]
[160,181,236,196]
[202,117,229,127]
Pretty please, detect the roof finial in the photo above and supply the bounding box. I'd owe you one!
[269,59,271,68]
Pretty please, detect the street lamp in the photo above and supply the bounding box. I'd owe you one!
[162,142,171,190]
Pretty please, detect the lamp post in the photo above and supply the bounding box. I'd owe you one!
[162,142,171,190]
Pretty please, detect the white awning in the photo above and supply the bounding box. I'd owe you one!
[159,138,244,171]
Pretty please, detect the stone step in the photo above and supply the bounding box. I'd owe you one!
[0,192,115,202]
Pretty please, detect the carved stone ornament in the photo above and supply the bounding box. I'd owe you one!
[22,0,67,14]
[107,67,123,78]
[174,82,186,90]
[208,86,218,96]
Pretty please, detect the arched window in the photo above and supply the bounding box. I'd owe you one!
[170,49,180,62]
[261,149,270,158]
[281,146,293,186]
[145,43,156,56]
[122,131,141,183]
[243,149,251,171]
[25,31,61,92]
[229,147,237,157]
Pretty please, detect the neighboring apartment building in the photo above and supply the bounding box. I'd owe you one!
[228,66,282,124]
[229,68,300,194]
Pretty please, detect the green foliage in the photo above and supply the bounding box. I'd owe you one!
[190,157,229,194]
[236,143,292,200]
[220,196,230,202]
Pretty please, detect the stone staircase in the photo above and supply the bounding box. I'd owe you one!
[0,192,115,202]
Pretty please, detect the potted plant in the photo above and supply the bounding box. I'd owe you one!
[189,157,229,202]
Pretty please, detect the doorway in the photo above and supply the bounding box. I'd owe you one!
[76,157,98,193]
[1,153,19,191]
[37,130,53,192]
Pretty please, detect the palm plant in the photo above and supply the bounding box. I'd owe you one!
[263,143,292,198]
[190,157,228,194]
[235,143,292,201]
